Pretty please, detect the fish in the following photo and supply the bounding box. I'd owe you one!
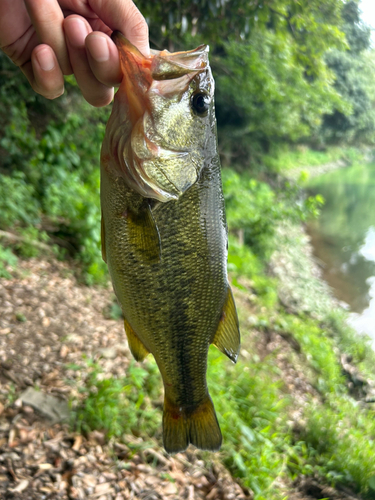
[100,31,240,454]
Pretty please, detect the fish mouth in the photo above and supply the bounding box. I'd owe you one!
[112,32,153,127]
[110,33,208,202]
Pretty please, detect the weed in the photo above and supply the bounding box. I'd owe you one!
[103,299,123,321]
[71,358,161,441]
[0,244,17,278]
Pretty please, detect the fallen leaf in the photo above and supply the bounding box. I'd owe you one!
[8,479,29,493]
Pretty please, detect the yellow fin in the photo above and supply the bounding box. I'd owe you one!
[101,211,107,263]
[127,204,161,264]
[212,286,240,363]
[163,394,222,454]
[124,319,150,362]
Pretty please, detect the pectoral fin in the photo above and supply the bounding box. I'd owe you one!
[127,204,161,264]
[124,319,150,362]
[101,211,107,263]
[212,287,240,363]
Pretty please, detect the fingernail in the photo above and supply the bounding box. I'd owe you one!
[36,48,55,72]
[66,18,90,48]
[87,34,110,62]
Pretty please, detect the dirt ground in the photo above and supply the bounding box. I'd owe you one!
[0,258,254,499]
[0,258,362,499]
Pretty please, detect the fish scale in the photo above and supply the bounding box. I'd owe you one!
[100,33,240,453]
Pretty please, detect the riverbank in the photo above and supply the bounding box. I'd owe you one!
[264,145,374,181]
[1,226,375,499]
[1,150,375,499]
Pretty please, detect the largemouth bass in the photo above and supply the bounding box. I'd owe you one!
[100,32,240,453]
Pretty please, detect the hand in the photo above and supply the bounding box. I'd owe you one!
[0,0,149,106]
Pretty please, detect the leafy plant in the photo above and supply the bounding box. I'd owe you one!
[0,243,18,278]
[71,358,161,440]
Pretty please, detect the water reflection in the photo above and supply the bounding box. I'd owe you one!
[349,228,375,336]
[349,277,375,336]
[307,162,375,337]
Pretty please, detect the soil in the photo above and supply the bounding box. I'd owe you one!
[0,258,251,500]
[0,257,362,499]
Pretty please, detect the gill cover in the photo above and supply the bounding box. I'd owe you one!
[105,32,213,202]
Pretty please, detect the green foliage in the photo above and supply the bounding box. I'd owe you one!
[14,227,49,258]
[137,0,347,165]
[222,169,322,256]
[0,243,18,278]
[71,358,161,440]
[296,396,375,497]
[275,313,344,393]
[262,144,355,173]
[103,299,124,321]
[228,237,278,309]
[0,171,40,228]
[215,32,344,164]
[321,1,375,144]
[0,51,109,283]
[322,308,375,380]
[208,347,290,499]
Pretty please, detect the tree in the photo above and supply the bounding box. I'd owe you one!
[137,0,348,166]
[321,0,375,144]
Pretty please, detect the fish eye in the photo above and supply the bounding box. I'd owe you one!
[191,92,211,116]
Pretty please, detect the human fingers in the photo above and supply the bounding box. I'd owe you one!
[87,0,149,56]
[0,0,31,50]
[64,15,113,107]
[24,0,72,74]
[85,32,122,88]
[20,44,65,99]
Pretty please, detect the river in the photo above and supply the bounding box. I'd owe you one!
[307,161,375,338]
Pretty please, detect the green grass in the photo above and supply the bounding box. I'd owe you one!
[208,346,291,499]
[0,243,18,278]
[297,396,375,497]
[68,165,375,498]
[70,357,162,443]
[70,239,375,498]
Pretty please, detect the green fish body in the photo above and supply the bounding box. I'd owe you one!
[100,33,240,453]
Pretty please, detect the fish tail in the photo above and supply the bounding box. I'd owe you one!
[163,394,222,454]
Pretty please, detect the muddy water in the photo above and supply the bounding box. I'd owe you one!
[306,162,375,338]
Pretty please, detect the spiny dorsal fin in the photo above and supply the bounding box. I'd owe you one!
[124,318,150,362]
[127,204,161,264]
[101,211,107,263]
[212,286,240,363]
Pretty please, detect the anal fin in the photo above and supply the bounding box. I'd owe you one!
[124,318,150,362]
[212,286,240,363]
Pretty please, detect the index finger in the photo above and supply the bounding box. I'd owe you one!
[25,0,72,74]
[87,0,150,56]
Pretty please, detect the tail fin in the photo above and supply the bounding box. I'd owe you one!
[163,394,222,454]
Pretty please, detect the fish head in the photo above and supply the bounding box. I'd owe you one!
[103,32,216,202]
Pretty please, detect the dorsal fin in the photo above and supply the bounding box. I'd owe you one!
[212,287,240,363]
